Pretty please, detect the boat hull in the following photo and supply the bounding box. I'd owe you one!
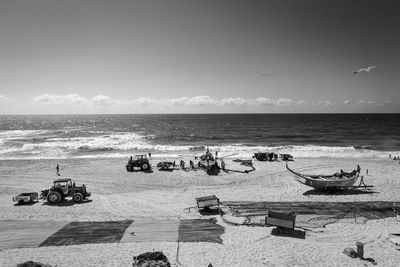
[287,164,359,189]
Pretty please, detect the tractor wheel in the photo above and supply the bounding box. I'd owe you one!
[126,165,133,172]
[73,193,83,203]
[47,191,61,204]
[141,163,150,171]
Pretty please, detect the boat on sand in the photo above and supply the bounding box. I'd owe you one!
[286,163,360,190]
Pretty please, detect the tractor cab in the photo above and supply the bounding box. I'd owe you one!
[135,154,148,160]
[53,178,73,195]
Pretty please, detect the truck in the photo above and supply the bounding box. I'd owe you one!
[13,192,39,205]
[41,178,91,204]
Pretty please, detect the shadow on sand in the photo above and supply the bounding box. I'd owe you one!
[199,207,225,216]
[14,201,39,206]
[303,188,378,196]
[42,199,92,207]
[158,168,174,172]
[270,227,306,239]
[362,257,377,265]
[129,169,154,174]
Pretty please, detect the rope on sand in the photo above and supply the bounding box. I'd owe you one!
[175,241,182,265]
[218,205,264,227]
[223,165,256,174]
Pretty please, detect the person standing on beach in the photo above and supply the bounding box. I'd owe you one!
[56,164,60,175]
[189,160,194,169]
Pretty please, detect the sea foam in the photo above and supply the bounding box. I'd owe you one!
[0,130,397,160]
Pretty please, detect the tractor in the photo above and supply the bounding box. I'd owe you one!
[126,154,151,172]
[41,178,91,204]
[253,152,278,161]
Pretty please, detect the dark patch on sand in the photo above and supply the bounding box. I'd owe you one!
[178,218,224,244]
[224,201,400,228]
[224,201,400,217]
[39,220,133,246]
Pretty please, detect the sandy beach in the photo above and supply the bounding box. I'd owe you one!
[1,156,400,266]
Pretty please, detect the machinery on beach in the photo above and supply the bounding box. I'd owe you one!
[41,178,91,204]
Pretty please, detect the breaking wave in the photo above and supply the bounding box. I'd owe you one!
[0,129,396,160]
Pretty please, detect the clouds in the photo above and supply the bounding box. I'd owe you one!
[29,93,397,112]
[276,98,294,106]
[30,94,299,108]
[91,95,122,105]
[32,93,89,105]
[311,100,335,107]
[343,100,380,107]
[0,95,10,106]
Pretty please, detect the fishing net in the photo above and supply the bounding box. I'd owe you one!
[133,251,171,267]
[223,201,399,229]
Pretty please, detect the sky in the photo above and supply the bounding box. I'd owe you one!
[0,0,399,114]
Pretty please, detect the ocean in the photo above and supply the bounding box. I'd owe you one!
[0,114,399,160]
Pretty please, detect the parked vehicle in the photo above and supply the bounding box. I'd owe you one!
[279,153,294,161]
[253,152,278,161]
[157,161,175,171]
[13,192,38,205]
[41,178,91,204]
[126,155,151,172]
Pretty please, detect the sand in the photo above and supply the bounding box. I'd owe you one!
[1,156,400,266]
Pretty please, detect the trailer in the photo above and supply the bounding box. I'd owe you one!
[279,153,294,161]
[156,161,175,171]
[13,192,39,205]
[196,195,220,210]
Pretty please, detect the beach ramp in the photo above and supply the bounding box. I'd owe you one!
[0,220,68,250]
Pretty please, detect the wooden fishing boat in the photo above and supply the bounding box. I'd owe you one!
[286,163,360,190]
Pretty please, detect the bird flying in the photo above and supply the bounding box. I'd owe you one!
[261,73,276,77]
[353,66,376,74]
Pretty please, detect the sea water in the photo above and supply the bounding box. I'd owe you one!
[0,114,399,160]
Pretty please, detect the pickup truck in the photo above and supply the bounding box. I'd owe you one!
[13,192,39,205]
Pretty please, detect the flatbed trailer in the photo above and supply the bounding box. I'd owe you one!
[196,195,220,210]
[13,192,39,205]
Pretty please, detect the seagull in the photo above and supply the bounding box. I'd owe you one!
[261,73,276,77]
[353,66,376,74]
